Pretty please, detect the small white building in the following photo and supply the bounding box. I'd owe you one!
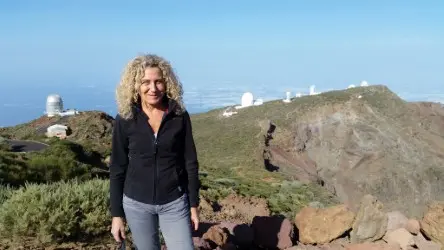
[253,98,263,105]
[46,124,69,139]
[59,109,79,116]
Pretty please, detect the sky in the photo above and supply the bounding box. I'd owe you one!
[0,0,443,126]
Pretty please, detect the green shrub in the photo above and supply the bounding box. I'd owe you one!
[267,181,338,218]
[0,184,13,205]
[0,151,29,186]
[0,140,96,186]
[0,178,110,243]
[0,136,10,151]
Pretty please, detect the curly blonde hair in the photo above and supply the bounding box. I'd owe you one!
[115,54,185,120]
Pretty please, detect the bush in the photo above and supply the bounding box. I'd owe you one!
[0,178,110,243]
[0,151,29,186]
[0,140,96,186]
[267,181,338,218]
[0,136,10,151]
[0,184,13,205]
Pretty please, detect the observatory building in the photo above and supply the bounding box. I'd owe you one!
[241,92,254,107]
[234,92,263,110]
[46,94,64,117]
[45,94,79,117]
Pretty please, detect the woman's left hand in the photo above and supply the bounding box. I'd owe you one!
[190,207,200,231]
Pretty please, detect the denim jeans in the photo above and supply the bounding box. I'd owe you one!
[122,193,194,250]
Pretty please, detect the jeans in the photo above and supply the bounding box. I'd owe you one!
[122,193,194,250]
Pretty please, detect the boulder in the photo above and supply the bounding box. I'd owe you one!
[383,228,414,250]
[219,221,254,247]
[420,201,444,246]
[295,204,355,244]
[252,216,294,249]
[405,219,420,235]
[202,225,229,247]
[413,232,442,250]
[350,195,388,243]
[386,211,408,232]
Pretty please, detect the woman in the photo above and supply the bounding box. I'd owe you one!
[109,54,199,250]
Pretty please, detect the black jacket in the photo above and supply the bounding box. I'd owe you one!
[109,99,199,217]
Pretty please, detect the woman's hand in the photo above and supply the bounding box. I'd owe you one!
[190,206,200,231]
[111,217,126,243]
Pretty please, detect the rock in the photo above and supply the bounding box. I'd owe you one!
[414,232,442,250]
[295,204,355,244]
[383,228,414,250]
[386,211,408,232]
[405,219,420,235]
[219,221,254,247]
[202,225,229,247]
[252,216,294,249]
[350,195,388,243]
[345,242,400,250]
[192,237,212,250]
[420,201,444,246]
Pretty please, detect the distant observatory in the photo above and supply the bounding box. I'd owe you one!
[46,94,64,117]
[309,85,320,95]
[241,92,254,107]
[283,91,291,103]
[234,92,263,110]
[45,94,79,117]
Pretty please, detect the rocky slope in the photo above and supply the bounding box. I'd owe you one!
[252,85,444,218]
[188,195,443,250]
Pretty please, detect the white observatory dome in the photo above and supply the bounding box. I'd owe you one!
[241,92,254,107]
[46,94,63,117]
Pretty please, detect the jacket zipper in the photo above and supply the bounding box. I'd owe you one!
[152,111,170,204]
[153,137,158,203]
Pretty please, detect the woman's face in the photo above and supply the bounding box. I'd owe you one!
[139,67,166,107]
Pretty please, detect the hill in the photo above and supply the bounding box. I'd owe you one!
[191,85,444,218]
[0,111,114,157]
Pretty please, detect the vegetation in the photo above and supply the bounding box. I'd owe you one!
[0,179,110,243]
[0,136,10,151]
[0,139,99,187]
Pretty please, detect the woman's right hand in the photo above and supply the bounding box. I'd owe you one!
[111,217,126,243]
